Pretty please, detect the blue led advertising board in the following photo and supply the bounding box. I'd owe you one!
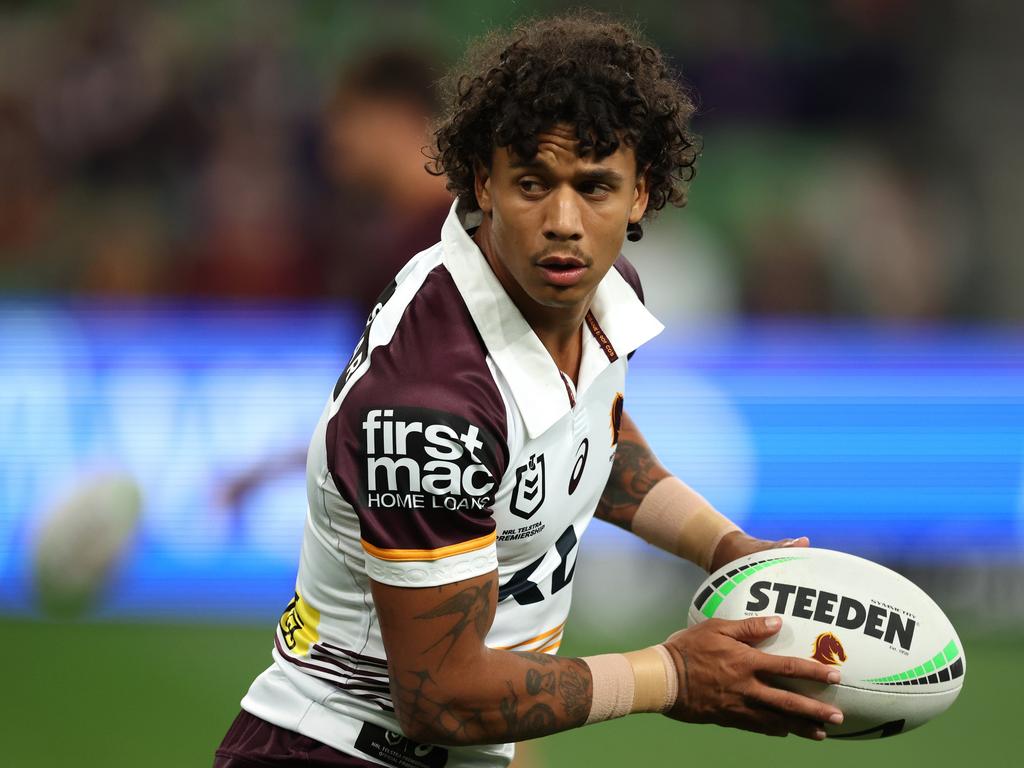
[1,304,1021,619]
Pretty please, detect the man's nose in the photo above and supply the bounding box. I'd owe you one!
[542,187,583,242]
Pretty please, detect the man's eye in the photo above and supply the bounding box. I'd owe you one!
[519,179,546,194]
[580,183,611,198]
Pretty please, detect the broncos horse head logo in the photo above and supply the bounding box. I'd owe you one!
[811,632,847,665]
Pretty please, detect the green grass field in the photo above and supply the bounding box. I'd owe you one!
[2,618,1017,768]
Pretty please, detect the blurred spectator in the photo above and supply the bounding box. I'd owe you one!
[316,46,453,312]
[796,146,960,319]
[0,1,186,295]
[78,190,170,296]
[217,45,452,513]
[176,38,319,299]
[0,0,1006,322]
[31,1,172,174]
[735,143,965,319]
[741,216,833,316]
[0,98,52,254]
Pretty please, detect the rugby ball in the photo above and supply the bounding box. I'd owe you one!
[33,473,142,618]
[687,547,965,739]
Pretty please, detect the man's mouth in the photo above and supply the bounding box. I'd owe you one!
[536,255,589,287]
[537,254,587,269]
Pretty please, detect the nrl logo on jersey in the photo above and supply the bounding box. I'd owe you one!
[360,407,498,512]
[511,453,546,519]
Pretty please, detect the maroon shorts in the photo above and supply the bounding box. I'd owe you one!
[213,710,378,767]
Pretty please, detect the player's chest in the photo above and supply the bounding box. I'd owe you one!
[490,370,626,559]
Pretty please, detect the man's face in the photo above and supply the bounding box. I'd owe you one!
[474,125,648,313]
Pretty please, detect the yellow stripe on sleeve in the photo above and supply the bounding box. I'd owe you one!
[360,531,497,562]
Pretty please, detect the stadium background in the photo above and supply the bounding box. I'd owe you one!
[1,1,1021,766]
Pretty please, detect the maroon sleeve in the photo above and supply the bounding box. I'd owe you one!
[325,267,509,559]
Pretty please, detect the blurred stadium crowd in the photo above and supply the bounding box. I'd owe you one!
[1,0,1020,321]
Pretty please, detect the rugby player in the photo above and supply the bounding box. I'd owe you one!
[215,12,844,768]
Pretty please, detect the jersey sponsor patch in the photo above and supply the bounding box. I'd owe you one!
[359,406,499,512]
[279,591,320,656]
[498,520,546,542]
[354,721,448,767]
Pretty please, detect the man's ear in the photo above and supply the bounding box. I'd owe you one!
[629,166,650,224]
[474,159,493,214]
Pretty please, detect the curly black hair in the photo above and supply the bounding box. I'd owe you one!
[428,11,699,233]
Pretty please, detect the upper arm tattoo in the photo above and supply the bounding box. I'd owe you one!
[415,583,492,666]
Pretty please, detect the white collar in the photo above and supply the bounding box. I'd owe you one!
[440,200,663,438]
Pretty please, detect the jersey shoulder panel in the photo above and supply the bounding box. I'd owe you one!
[347,264,510,441]
[326,264,510,580]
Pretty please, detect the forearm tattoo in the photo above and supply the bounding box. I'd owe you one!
[499,681,556,737]
[595,413,669,531]
[392,579,594,745]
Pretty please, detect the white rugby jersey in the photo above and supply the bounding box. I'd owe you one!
[241,201,663,768]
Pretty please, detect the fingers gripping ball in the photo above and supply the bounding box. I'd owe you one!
[662,615,840,740]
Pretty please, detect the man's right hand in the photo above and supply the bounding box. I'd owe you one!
[661,616,844,740]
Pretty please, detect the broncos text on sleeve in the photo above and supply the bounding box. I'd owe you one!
[240,202,663,768]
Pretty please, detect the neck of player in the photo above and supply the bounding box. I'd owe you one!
[473,220,587,384]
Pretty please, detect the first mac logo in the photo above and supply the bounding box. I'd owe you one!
[360,407,496,512]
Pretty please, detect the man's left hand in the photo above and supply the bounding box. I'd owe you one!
[709,531,810,574]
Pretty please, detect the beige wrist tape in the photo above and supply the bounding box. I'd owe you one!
[582,645,678,724]
[632,476,740,571]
